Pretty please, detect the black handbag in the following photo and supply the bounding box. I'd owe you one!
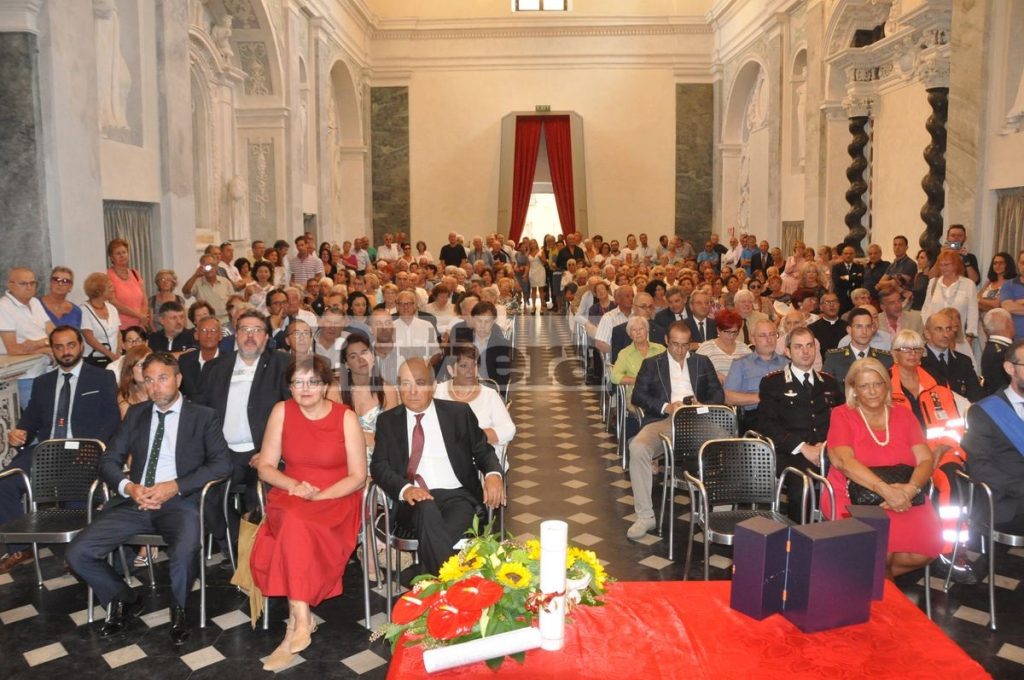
[847,464,926,507]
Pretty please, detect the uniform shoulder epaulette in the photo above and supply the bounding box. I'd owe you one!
[818,370,837,379]
[764,369,786,378]
[825,347,847,355]
[871,348,892,356]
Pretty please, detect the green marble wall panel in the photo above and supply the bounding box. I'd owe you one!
[676,83,714,244]
[0,32,51,281]
[370,86,410,245]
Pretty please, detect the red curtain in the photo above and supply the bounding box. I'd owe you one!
[508,117,544,244]
[544,115,576,235]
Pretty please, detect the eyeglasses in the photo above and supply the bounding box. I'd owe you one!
[719,329,740,335]
[237,326,266,336]
[289,379,325,389]
[290,330,312,339]
[51,277,72,285]
[198,328,221,335]
[894,347,925,354]
[11,280,37,287]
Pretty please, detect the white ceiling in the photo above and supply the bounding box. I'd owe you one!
[361,0,715,21]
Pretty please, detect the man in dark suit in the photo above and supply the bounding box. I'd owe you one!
[0,326,120,574]
[962,340,1024,534]
[684,290,717,347]
[980,308,1014,396]
[196,310,290,544]
[653,286,689,336]
[831,245,865,314]
[627,321,724,541]
[466,302,513,390]
[920,310,983,403]
[750,240,774,275]
[757,327,841,522]
[148,301,196,354]
[370,358,503,574]
[66,352,231,644]
[179,316,222,400]
[611,293,664,363]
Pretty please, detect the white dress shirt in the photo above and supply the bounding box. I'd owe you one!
[120,394,183,496]
[667,355,694,407]
[394,316,437,360]
[222,355,257,452]
[50,362,84,439]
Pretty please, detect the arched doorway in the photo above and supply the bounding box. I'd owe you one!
[722,60,771,239]
[328,59,366,243]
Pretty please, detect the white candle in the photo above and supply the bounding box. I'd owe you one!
[539,519,568,651]
[422,627,543,673]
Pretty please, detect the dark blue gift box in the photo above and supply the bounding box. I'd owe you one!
[730,516,790,620]
[730,513,888,633]
[845,505,890,600]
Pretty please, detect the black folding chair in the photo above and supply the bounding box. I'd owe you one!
[683,437,807,579]
[656,405,739,561]
[0,438,105,585]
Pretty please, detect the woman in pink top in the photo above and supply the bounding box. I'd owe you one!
[106,238,149,330]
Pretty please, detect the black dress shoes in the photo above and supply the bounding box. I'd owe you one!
[101,596,145,637]
[170,606,190,645]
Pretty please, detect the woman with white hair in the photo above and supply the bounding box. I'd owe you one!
[610,316,666,404]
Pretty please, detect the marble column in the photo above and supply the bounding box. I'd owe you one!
[370,86,410,245]
[944,2,985,234]
[0,30,51,282]
[155,0,196,274]
[918,56,951,261]
[675,84,713,244]
[842,97,872,254]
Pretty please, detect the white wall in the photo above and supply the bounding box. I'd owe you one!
[870,85,931,250]
[406,67,680,249]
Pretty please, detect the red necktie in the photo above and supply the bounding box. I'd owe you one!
[406,413,426,487]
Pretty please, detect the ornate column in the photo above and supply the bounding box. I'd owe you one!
[842,96,873,253]
[917,55,950,260]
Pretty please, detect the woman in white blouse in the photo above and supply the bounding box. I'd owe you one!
[435,344,515,468]
[920,250,979,340]
[80,272,122,366]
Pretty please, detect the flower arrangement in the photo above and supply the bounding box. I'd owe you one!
[375,520,611,670]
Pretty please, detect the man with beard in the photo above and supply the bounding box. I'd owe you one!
[0,326,119,574]
[196,310,290,550]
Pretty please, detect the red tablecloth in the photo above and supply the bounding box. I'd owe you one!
[388,580,990,679]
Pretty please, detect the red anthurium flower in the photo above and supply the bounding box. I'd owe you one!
[391,590,441,625]
[445,576,504,611]
[426,603,482,640]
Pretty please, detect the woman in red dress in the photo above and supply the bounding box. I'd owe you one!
[825,357,942,579]
[250,354,367,671]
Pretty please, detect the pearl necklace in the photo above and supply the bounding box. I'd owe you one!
[857,406,890,447]
[449,383,479,402]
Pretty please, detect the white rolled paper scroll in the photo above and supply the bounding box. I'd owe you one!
[539,519,568,651]
[422,626,543,673]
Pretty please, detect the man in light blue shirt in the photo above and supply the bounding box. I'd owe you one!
[724,318,788,430]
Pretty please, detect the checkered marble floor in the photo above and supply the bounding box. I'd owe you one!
[2,312,1022,677]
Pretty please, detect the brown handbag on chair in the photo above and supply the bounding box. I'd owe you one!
[230,510,266,628]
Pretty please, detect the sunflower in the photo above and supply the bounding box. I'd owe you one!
[496,562,532,589]
[438,555,468,583]
[525,539,540,562]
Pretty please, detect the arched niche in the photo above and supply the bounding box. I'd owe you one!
[791,48,808,172]
[327,59,366,241]
[722,59,771,237]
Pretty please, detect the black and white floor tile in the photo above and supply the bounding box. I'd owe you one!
[1,312,1022,677]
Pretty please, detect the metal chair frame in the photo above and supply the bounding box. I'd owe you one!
[946,469,1024,630]
[682,437,808,579]
[114,476,229,628]
[656,405,740,561]
[361,483,419,625]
